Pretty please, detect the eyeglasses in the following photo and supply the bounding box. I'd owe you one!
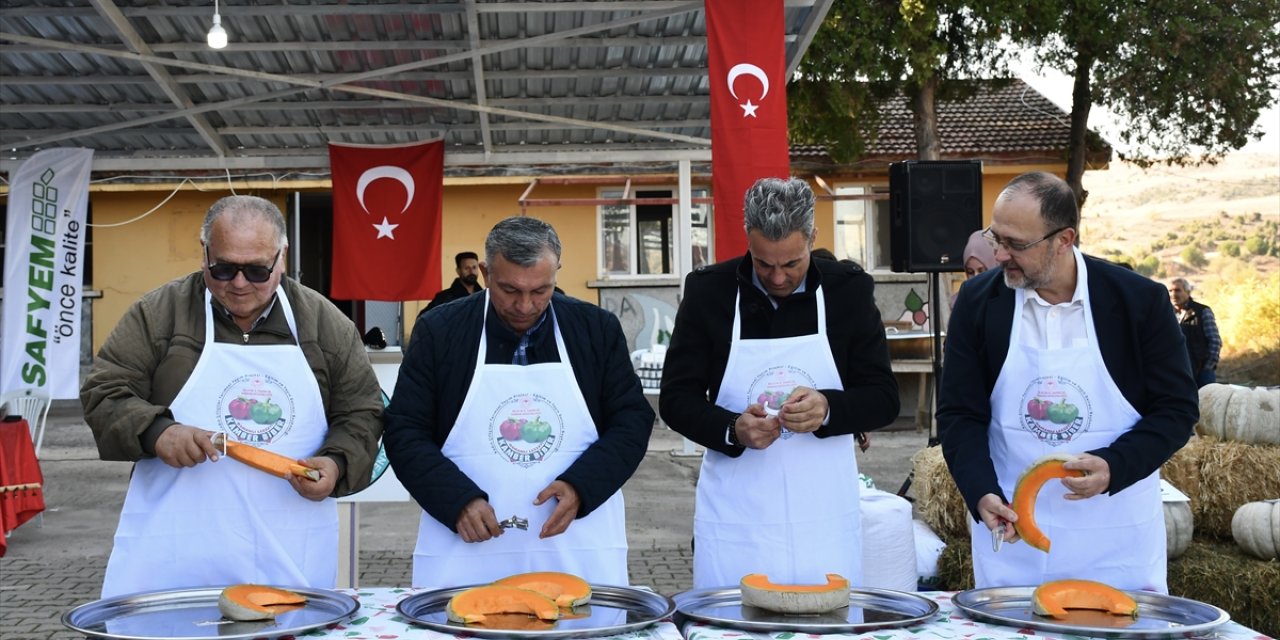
[982,226,1068,253]
[205,245,280,283]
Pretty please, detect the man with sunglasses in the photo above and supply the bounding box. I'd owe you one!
[937,172,1197,593]
[82,195,383,597]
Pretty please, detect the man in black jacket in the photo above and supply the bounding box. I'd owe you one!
[659,177,899,589]
[420,251,483,316]
[385,216,652,588]
[1169,277,1221,387]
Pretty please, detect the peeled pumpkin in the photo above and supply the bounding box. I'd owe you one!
[493,571,592,607]
[739,573,850,614]
[1231,499,1280,560]
[446,585,560,624]
[218,584,307,621]
[1031,579,1137,620]
[212,434,320,481]
[1011,453,1085,553]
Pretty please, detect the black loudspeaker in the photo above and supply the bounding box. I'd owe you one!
[889,160,984,272]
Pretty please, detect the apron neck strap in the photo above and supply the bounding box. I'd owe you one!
[477,290,566,364]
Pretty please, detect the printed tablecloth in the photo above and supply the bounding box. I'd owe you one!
[0,417,45,556]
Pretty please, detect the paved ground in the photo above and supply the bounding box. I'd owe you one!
[0,401,929,640]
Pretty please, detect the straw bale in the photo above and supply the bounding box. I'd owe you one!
[910,446,971,541]
[1169,540,1280,636]
[932,540,974,592]
[1160,435,1207,504]
[1179,436,1280,540]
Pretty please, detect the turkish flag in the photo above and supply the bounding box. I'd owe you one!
[707,0,791,261]
[329,140,443,301]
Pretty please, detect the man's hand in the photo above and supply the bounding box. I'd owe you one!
[154,424,221,468]
[977,493,1020,545]
[534,480,581,539]
[456,497,503,543]
[288,455,338,500]
[736,405,782,449]
[778,386,828,433]
[1062,453,1111,500]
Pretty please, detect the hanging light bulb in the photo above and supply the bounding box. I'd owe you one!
[207,0,228,49]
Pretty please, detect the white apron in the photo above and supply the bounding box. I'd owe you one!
[693,286,862,589]
[102,289,335,597]
[412,294,628,588]
[971,283,1165,592]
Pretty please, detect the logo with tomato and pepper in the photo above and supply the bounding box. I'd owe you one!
[747,366,817,440]
[489,394,564,468]
[218,375,295,443]
[1020,376,1091,445]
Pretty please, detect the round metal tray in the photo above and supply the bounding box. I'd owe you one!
[953,586,1231,639]
[61,586,359,640]
[671,586,938,633]
[397,584,675,639]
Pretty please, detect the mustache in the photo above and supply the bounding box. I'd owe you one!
[462,274,480,285]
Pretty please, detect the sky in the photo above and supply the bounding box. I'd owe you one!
[1013,57,1280,157]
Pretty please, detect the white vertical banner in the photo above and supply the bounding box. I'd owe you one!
[2,148,93,400]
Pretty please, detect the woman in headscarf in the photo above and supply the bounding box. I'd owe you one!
[951,230,999,307]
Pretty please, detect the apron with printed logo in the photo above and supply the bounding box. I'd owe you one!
[971,283,1165,592]
[694,286,861,589]
[412,295,628,588]
[102,288,334,597]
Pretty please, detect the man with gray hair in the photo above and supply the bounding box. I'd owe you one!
[659,177,899,589]
[82,194,383,597]
[938,171,1196,592]
[385,216,653,588]
[1168,277,1221,387]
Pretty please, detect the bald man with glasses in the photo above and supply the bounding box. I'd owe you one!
[937,171,1197,593]
[82,195,383,597]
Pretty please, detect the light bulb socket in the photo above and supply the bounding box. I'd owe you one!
[207,13,228,49]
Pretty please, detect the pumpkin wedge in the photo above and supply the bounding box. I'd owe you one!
[218,584,307,621]
[1031,579,1138,619]
[212,434,319,481]
[493,571,592,607]
[739,573,850,614]
[446,585,561,624]
[1011,453,1085,552]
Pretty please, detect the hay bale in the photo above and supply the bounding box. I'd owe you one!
[911,446,971,541]
[1169,539,1280,636]
[1162,435,1280,540]
[932,539,974,592]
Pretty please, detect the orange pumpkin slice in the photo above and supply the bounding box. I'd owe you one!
[1011,453,1085,552]
[739,573,850,614]
[218,584,307,621]
[446,585,561,624]
[1031,579,1138,619]
[493,571,592,608]
[213,434,320,481]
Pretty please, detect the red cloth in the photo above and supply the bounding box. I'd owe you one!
[0,418,45,556]
[706,0,791,261]
[329,140,444,301]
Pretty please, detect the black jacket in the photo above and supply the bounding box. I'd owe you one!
[385,292,654,532]
[937,255,1198,521]
[658,255,900,455]
[420,278,478,316]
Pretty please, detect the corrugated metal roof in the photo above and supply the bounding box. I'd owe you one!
[1,0,834,176]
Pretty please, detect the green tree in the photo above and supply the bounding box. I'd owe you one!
[1220,241,1241,258]
[1244,235,1271,256]
[1013,0,1280,204]
[1135,254,1160,277]
[1182,246,1208,268]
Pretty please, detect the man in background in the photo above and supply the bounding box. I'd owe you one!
[423,251,484,314]
[1169,277,1222,387]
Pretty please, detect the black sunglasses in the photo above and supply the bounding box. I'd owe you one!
[205,245,281,283]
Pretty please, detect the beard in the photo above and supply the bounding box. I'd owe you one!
[462,274,479,287]
[1002,251,1057,291]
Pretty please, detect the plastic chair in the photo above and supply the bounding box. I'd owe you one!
[0,388,51,459]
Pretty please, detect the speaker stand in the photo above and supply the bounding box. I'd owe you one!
[928,272,943,448]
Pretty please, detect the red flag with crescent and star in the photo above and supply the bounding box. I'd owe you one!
[329,140,443,301]
[707,0,791,260]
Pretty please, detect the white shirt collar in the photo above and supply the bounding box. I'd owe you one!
[750,268,806,309]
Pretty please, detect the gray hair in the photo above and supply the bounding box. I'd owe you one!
[200,195,289,251]
[742,177,816,241]
[485,216,562,266]
[999,172,1079,232]
[1171,277,1193,292]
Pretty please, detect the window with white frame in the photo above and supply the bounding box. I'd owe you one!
[599,188,710,276]
[833,184,892,271]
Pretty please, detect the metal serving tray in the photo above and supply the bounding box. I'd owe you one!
[61,586,359,640]
[397,584,675,639]
[953,586,1231,639]
[671,587,939,633]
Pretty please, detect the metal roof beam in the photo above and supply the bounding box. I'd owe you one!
[86,0,230,157]
[2,1,813,19]
[0,95,708,114]
[0,66,710,86]
[463,0,493,156]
